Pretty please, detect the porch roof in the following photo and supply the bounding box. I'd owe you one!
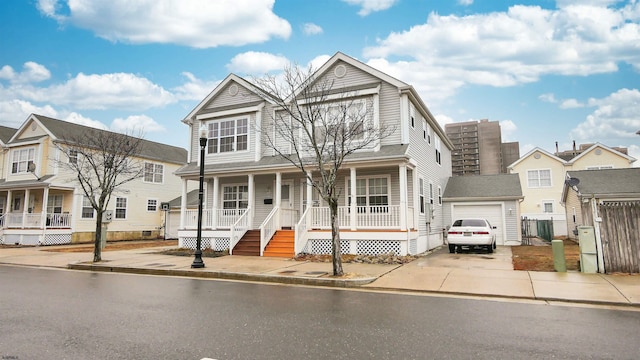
[0,175,56,190]
[443,174,523,201]
[175,144,410,177]
[565,168,640,198]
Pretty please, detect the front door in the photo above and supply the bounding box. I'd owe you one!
[280,180,294,229]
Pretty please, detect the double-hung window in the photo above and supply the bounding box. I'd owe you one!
[223,185,249,210]
[12,148,35,174]
[527,169,552,188]
[419,178,425,214]
[115,197,127,219]
[82,196,94,219]
[207,117,248,154]
[144,162,164,183]
[435,137,442,165]
[323,100,367,143]
[347,177,389,213]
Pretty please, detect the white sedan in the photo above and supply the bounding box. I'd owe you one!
[447,218,497,253]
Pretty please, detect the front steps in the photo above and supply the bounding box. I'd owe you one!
[263,230,295,258]
[232,230,260,256]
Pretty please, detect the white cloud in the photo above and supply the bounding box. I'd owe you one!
[570,88,640,141]
[539,93,557,103]
[303,23,323,35]
[64,112,109,130]
[500,120,517,141]
[38,0,291,48]
[111,114,165,134]
[227,52,290,74]
[0,100,58,127]
[0,62,51,83]
[559,98,585,109]
[434,113,454,129]
[173,72,221,101]
[363,2,640,98]
[628,144,640,167]
[458,0,473,6]
[342,0,399,16]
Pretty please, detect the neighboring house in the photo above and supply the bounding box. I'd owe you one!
[561,168,640,273]
[0,125,18,220]
[175,52,454,257]
[442,174,523,246]
[0,114,187,245]
[508,143,636,237]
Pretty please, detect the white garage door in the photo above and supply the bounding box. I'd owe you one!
[451,204,505,245]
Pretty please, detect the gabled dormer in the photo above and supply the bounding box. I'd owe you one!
[4,115,54,182]
[567,143,636,170]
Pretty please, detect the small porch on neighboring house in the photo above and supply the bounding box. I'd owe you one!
[177,162,422,257]
[0,181,75,246]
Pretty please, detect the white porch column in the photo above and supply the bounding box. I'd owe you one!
[412,166,419,230]
[179,179,187,229]
[41,187,49,228]
[248,174,254,225]
[350,167,357,231]
[306,176,313,227]
[275,172,282,228]
[399,164,407,231]
[23,189,30,228]
[212,176,219,229]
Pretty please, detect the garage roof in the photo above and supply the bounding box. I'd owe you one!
[443,174,523,201]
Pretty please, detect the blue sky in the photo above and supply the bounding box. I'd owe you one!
[1,0,639,163]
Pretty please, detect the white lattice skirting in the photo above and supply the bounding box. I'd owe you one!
[43,234,72,246]
[180,237,230,251]
[305,239,402,256]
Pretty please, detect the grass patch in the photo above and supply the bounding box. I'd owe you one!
[512,238,580,271]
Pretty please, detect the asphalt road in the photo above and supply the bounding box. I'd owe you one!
[1,265,639,360]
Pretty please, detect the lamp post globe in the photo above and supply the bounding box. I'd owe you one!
[191,125,208,268]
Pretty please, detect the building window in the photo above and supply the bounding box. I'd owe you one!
[435,137,442,165]
[319,100,367,143]
[347,176,390,212]
[147,199,158,212]
[543,201,554,213]
[47,195,63,214]
[586,165,614,170]
[410,104,415,128]
[207,117,248,154]
[423,121,427,141]
[419,178,425,214]
[68,149,78,164]
[115,197,127,219]
[11,148,35,174]
[223,185,248,209]
[143,162,164,183]
[527,169,552,188]
[429,182,434,204]
[82,196,94,219]
[438,186,442,205]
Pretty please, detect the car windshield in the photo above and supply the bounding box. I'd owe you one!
[452,219,486,227]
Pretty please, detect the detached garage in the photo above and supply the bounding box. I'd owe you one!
[442,174,523,246]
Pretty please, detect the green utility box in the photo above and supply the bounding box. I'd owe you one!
[577,226,597,273]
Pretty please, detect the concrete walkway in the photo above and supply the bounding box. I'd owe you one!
[1,244,638,307]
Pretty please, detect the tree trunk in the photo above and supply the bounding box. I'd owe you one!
[93,214,102,262]
[329,200,344,276]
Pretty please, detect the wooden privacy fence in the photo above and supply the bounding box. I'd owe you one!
[599,201,640,274]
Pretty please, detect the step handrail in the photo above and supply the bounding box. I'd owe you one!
[294,206,311,255]
[229,208,250,255]
[259,206,279,256]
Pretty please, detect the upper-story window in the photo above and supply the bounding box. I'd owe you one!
[586,165,614,170]
[207,117,248,154]
[419,178,425,214]
[410,104,415,128]
[435,137,442,165]
[11,147,35,174]
[527,169,552,188]
[144,162,164,183]
[68,149,78,164]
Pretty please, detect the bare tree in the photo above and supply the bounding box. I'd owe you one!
[54,128,145,262]
[252,64,395,276]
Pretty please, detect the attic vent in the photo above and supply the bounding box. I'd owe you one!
[228,84,239,96]
[334,64,347,78]
[595,149,602,155]
[534,153,541,159]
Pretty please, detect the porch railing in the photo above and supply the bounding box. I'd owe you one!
[259,206,279,256]
[183,209,247,229]
[309,205,410,229]
[3,213,72,229]
[0,214,4,229]
[294,207,311,254]
[229,209,250,255]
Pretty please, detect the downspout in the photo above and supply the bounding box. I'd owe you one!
[590,195,605,273]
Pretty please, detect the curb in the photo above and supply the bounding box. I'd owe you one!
[67,263,378,288]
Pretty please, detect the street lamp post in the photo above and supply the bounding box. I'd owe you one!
[191,124,208,268]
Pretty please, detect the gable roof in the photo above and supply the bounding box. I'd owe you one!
[507,147,566,169]
[564,168,640,198]
[0,125,17,145]
[567,143,636,165]
[443,174,523,201]
[22,114,187,164]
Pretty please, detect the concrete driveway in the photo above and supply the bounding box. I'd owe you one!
[416,245,514,270]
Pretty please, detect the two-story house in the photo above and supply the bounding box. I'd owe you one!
[508,143,636,238]
[175,52,453,257]
[0,114,187,245]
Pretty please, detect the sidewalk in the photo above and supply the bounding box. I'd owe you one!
[1,244,638,307]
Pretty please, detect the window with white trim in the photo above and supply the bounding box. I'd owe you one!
[527,169,552,188]
[318,100,368,143]
[429,182,434,205]
[542,200,554,213]
[11,147,35,174]
[347,176,390,213]
[207,117,248,154]
[68,149,78,164]
[435,137,442,165]
[419,178,425,214]
[47,195,63,214]
[422,121,427,141]
[115,197,127,219]
[438,186,442,205]
[82,196,94,219]
[144,162,164,183]
[410,104,415,128]
[147,199,158,212]
[223,185,248,210]
[586,165,614,170]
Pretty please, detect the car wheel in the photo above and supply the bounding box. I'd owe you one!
[448,244,455,253]
[487,245,493,254]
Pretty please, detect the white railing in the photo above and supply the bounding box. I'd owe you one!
[229,209,250,255]
[217,209,247,228]
[183,209,213,229]
[294,207,311,254]
[182,209,248,229]
[46,213,72,228]
[259,207,279,256]
[2,212,73,229]
[309,205,406,229]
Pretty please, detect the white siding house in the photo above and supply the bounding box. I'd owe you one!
[175,52,454,256]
